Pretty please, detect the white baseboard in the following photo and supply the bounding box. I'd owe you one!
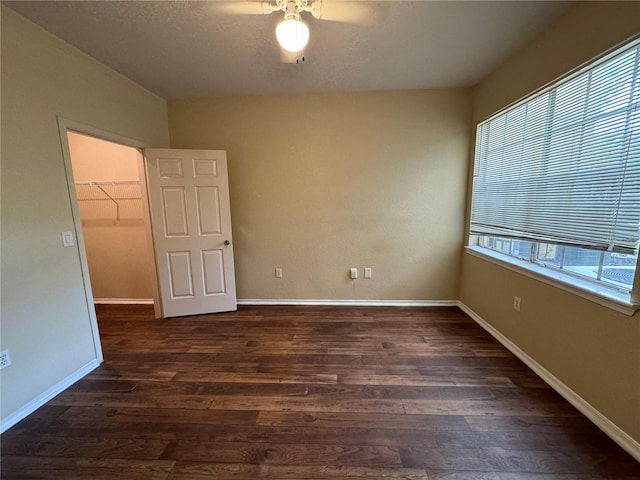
[457,301,640,463]
[237,299,458,307]
[94,298,154,305]
[0,359,100,434]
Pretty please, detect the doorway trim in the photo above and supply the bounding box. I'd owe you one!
[57,117,160,360]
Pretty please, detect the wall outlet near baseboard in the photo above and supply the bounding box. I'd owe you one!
[513,296,521,312]
[0,350,11,369]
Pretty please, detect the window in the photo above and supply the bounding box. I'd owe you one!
[469,39,640,312]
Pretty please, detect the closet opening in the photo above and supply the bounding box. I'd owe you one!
[67,131,156,308]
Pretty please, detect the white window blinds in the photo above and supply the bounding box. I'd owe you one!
[471,40,640,254]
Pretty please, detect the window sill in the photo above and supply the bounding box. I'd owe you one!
[465,246,638,316]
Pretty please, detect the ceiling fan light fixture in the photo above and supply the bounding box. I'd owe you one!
[276,18,309,52]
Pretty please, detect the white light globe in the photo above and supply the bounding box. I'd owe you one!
[276,18,309,53]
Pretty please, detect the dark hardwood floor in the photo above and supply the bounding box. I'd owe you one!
[2,305,639,479]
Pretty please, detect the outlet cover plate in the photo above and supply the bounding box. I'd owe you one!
[513,296,521,312]
[0,350,11,369]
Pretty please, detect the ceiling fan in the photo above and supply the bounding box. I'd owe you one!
[267,0,316,62]
[218,0,373,63]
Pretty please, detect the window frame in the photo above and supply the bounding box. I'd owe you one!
[467,36,640,316]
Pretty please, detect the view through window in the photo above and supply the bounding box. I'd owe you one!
[469,39,640,300]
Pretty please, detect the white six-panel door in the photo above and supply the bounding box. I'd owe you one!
[144,149,237,317]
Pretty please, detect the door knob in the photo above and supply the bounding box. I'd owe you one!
[224,240,231,246]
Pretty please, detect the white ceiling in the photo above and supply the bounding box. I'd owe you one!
[4,0,571,99]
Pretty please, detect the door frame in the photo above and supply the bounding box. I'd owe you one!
[57,117,162,358]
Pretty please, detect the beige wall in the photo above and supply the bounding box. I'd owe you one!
[0,7,169,422]
[168,89,471,301]
[4,0,637,453]
[460,2,640,443]
[68,132,154,300]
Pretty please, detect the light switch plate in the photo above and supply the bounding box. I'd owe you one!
[62,231,75,247]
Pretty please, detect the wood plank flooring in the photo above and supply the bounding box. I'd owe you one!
[2,305,639,479]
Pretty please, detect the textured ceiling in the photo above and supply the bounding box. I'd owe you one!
[4,1,572,99]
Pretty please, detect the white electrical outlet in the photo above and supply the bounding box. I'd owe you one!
[275,268,283,278]
[364,267,372,279]
[513,296,521,312]
[0,350,11,370]
[350,268,358,279]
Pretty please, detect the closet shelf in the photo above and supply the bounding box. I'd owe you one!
[74,181,142,200]
[74,180,140,186]
[74,181,143,220]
